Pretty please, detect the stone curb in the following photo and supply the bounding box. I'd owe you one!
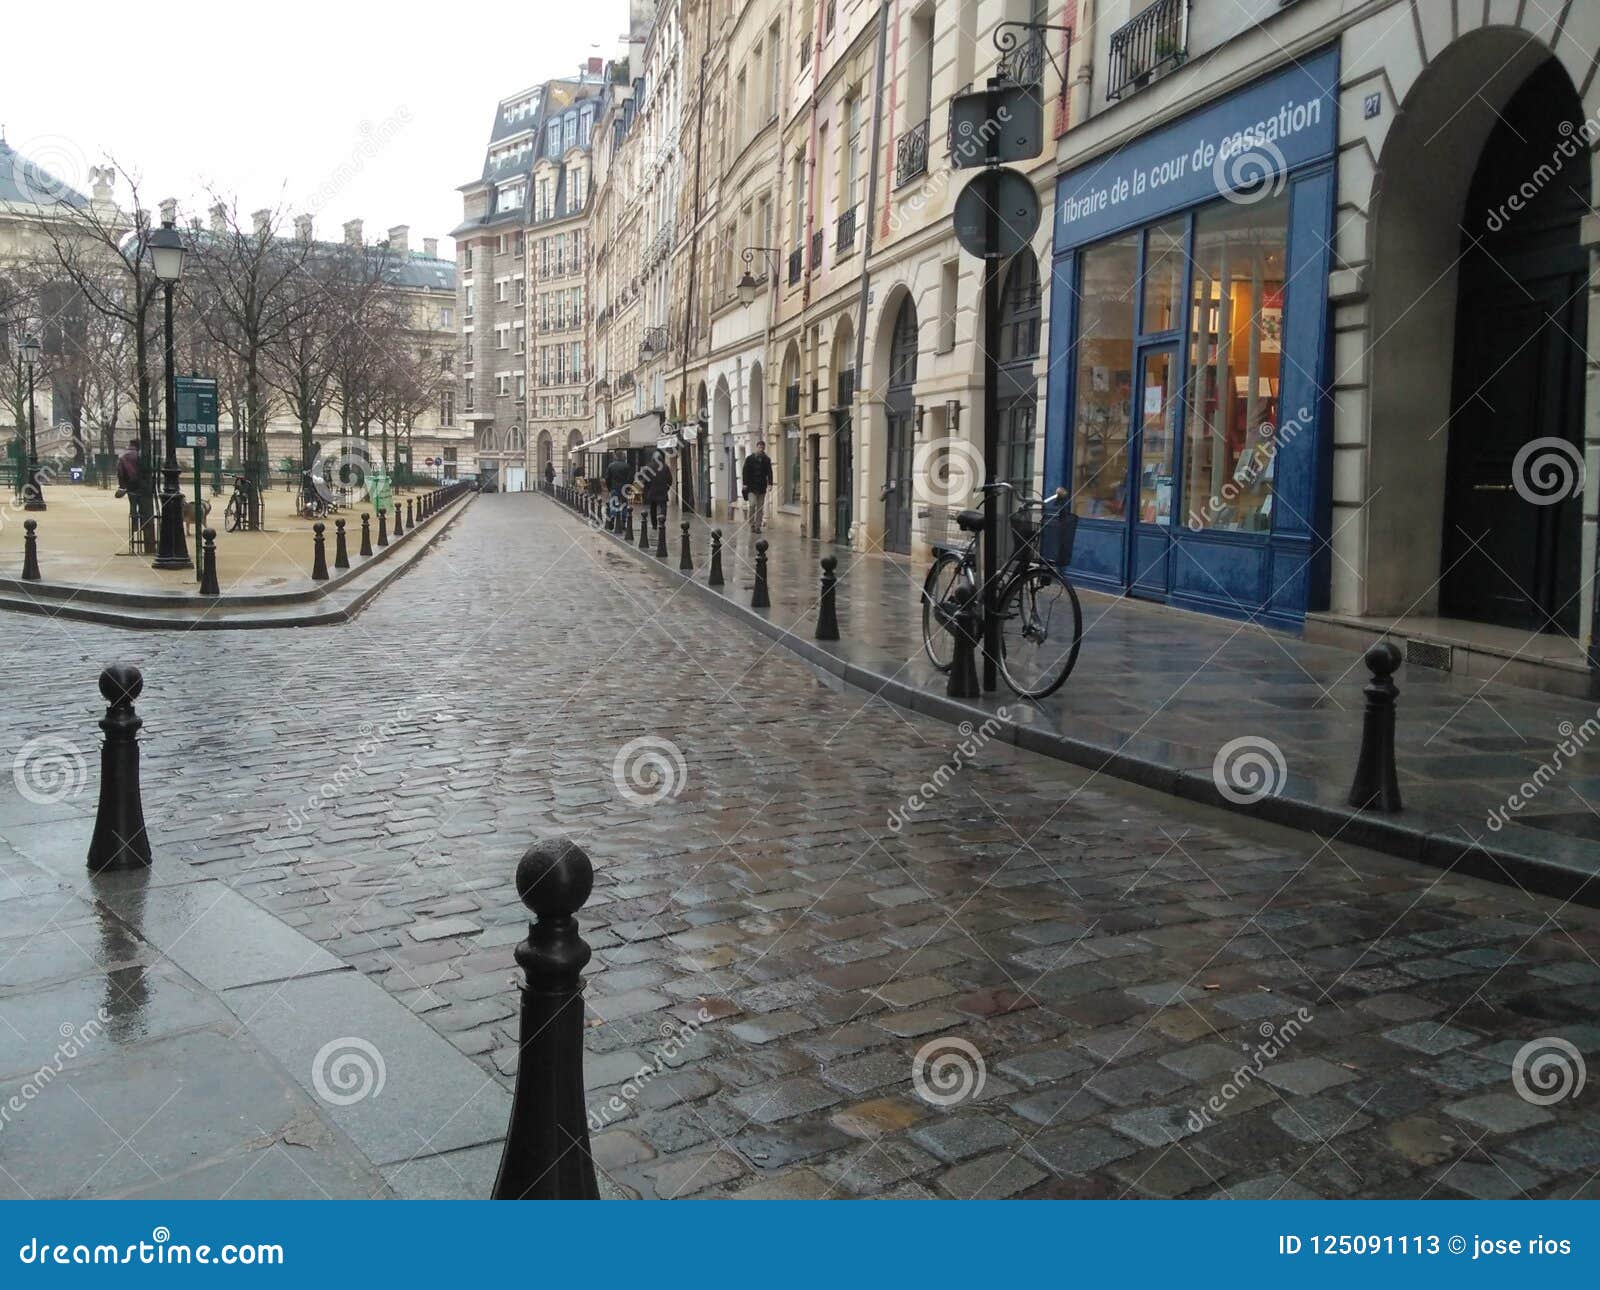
[556,496,1600,908]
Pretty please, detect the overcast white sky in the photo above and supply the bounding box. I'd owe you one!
[5,0,630,258]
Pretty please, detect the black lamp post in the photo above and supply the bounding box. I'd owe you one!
[19,335,43,511]
[149,221,191,570]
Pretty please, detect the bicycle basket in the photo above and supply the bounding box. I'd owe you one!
[1010,499,1078,566]
[920,505,960,549]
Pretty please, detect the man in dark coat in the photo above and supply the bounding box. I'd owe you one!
[741,439,774,534]
[115,438,152,544]
[641,449,672,530]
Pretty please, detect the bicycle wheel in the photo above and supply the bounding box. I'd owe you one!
[921,553,972,672]
[996,566,1082,700]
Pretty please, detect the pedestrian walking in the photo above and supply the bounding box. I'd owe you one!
[742,439,774,535]
[543,461,555,488]
[641,448,672,532]
[115,438,153,547]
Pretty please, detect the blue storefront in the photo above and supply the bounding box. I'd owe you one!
[1043,47,1339,628]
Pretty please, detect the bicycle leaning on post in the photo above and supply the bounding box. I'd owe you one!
[920,482,1084,701]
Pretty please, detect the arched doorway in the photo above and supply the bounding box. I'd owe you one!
[1439,61,1588,634]
[995,252,1042,556]
[829,317,855,544]
[536,431,553,480]
[565,429,583,475]
[476,426,498,487]
[883,296,918,554]
[504,427,526,492]
[713,377,733,516]
[1364,32,1590,635]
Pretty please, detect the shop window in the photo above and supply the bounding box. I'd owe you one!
[1070,231,1139,518]
[1183,191,1289,533]
[1141,217,1187,334]
[785,424,801,505]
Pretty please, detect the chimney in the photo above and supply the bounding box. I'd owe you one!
[343,218,364,247]
[294,214,313,241]
[209,202,227,234]
[158,197,177,226]
[252,209,272,237]
[387,224,409,255]
[587,56,603,75]
[423,237,438,258]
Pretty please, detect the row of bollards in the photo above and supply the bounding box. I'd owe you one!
[307,484,468,584]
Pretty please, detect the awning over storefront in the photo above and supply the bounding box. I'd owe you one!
[575,411,662,454]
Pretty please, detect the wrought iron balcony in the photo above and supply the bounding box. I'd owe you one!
[787,246,804,286]
[996,29,1048,85]
[784,382,801,418]
[810,228,824,271]
[895,118,929,188]
[1107,0,1188,101]
[835,205,858,253]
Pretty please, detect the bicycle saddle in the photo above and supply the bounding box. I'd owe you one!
[955,509,986,532]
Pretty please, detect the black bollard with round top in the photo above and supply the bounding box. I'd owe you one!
[311,522,329,580]
[492,837,601,1201]
[752,538,771,609]
[679,520,693,572]
[708,528,724,588]
[654,512,669,559]
[1348,640,1403,812]
[87,665,152,873]
[406,499,414,530]
[638,507,651,551]
[377,506,389,548]
[360,512,373,557]
[816,556,840,641]
[333,518,350,570]
[393,500,404,538]
[624,502,635,542]
[199,528,220,596]
[941,584,982,699]
[21,519,41,581]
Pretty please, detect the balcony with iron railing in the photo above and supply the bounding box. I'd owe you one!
[895,118,929,188]
[835,205,857,255]
[784,383,801,418]
[1107,0,1188,101]
[810,228,824,272]
[787,246,804,286]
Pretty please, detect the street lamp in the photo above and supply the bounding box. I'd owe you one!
[148,220,192,569]
[19,335,43,511]
[737,247,781,305]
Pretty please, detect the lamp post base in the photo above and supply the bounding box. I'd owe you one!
[152,471,192,570]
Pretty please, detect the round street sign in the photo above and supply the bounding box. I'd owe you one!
[953,167,1041,260]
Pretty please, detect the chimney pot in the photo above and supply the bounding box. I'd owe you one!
[158,198,177,225]
[209,202,227,234]
[294,214,313,241]
[343,218,364,247]
[252,209,271,237]
[423,237,439,258]
[387,224,409,255]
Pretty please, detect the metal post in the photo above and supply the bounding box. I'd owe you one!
[377,507,389,548]
[407,499,414,530]
[639,507,651,551]
[199,528,220,595]
[655,513,669,559]
[334,518,350,569]
[153,282,192,569]
[980,205,1000,693]
[393,499,405,538]
[752,538,771,608]
[708,528,724,587]
[816,555,840,640]
[491,838,600,1201]
[1348,640,1403,812]
[23,353,44,511]
[87,665,152,872]
[944,584,982,699]
[20,518,41,581]
[311,522,329,581]
[360,512,373,557]
[193,446,204,583]
[679,520,693,572]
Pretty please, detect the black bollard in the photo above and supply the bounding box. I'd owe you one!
[377,507,389,547]
[1348,640,1403,812]
[655,513,669,559]
[708,528,725,588]
[87,665,152,872]
[360,512,373,557]
[752,538,771,608]
[199,528,220,596]
[21,518,41,581]
[492,838,600,1201]
[407,499,414,530]
[816,556,840,641]
[679,520,693,572]
[333,518,350,570]
[311,522,329,580]
[943,583,982,699]
[624,504,634,542]
[393,500,404,538]
[639,508,651,551]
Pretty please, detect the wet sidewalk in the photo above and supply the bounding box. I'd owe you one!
[0,797,511,1199]
[581,497,1600,902]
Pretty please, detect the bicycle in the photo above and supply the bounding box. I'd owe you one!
[920,483,1084,701]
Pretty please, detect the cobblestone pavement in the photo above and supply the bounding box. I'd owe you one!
[2,495,1598,1199]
